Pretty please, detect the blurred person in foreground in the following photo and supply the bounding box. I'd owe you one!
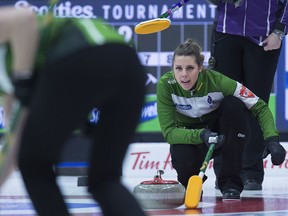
[0,6,147,216]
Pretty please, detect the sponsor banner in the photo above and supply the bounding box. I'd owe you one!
[286,38,288,121]
[122,143,178,179]
[276,37,288,132]
[2,0,217,22]
[123,142,288,179]
[286,87,288,120]
[137,95,161,132]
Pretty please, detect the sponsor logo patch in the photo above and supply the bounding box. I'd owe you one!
[175,104,192,110]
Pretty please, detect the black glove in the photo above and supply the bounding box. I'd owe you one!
[263,137,286,165]
[13,75,35,107]
[200,129,225,149]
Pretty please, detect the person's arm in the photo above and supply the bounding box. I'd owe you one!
[219,74,279,139]
[250,100,286,165]
[0,6,38,127]
[263,0,288,51]
[274,0,288,35]
[0,6,38,76]
[249,99,279,139]
[225,80,285,165]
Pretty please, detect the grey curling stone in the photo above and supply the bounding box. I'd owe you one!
[133,170,185,209]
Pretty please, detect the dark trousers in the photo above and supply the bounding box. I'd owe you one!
[211,30,281,183]
[170,96,250,193]
[17,44,147,216]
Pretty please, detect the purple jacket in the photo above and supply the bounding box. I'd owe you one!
[215,0,288,44]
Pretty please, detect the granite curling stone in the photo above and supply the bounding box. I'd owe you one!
[133,170,185,209]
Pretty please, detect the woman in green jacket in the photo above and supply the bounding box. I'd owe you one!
[157,38,285,200]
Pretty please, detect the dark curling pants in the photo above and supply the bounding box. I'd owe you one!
[17,44,147,216]
[211,30,281,183]
[170,96,250,193]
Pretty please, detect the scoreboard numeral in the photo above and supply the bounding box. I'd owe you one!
[167,54,173,65]
[117,25,133,42]
[143,54,151,65]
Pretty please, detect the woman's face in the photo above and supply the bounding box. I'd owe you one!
[173,55,202,91]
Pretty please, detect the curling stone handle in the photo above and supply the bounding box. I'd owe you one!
[156,170,164,178]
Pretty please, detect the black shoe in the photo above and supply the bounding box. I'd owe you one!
[222,189,241,200]
[243,179,262,190]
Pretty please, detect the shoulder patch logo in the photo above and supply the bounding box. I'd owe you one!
[240,85,255,98]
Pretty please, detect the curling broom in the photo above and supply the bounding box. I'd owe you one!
[135,0,190,34]
[184,143,215,208]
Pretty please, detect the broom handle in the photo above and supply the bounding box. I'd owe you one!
[199,143,215,178]
[159,0,190,18]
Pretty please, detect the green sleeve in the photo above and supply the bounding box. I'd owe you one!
[217,72,238,96]
[217,72,279,140]
[156,78,204,145]
[250,98,279,140]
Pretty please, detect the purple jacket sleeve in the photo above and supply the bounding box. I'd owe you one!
[275,0,288,34]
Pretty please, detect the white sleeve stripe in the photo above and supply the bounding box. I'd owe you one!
[233,82,259,109]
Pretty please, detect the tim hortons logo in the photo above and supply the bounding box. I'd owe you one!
[129,151,214,171]
[129,151,288,171]
[130,152,173,170]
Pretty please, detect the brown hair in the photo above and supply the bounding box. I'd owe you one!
[172,39,205,67]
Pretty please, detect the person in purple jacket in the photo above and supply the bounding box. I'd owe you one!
[207,0,288,190]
